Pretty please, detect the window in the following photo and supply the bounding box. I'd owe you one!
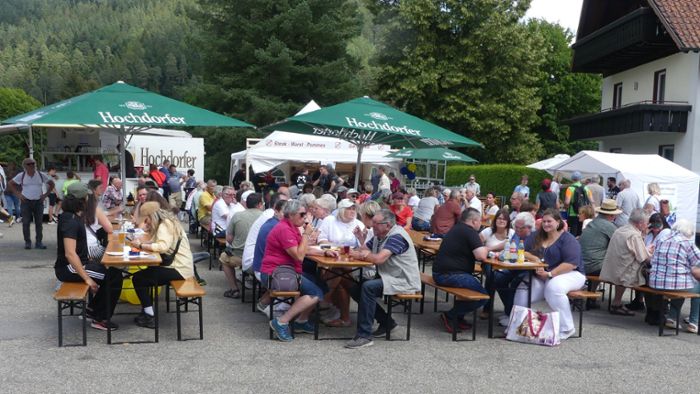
[609,148,622,153]
[612,83,623,109]
[659,144,674,161]
[653,69,666,103]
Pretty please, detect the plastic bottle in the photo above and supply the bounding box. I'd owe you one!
[509,241,517,263]
[517,240,525,264]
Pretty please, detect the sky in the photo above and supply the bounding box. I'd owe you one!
[525,0,584,34]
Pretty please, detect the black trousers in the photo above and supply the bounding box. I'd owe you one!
[55,263,124,321]
[21,198,44,244]
[132,267,184,308]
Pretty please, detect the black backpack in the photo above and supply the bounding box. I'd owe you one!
[571,185,590,213]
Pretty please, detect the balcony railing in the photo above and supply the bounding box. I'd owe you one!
[565,101,691,140]
[572,7,678,75]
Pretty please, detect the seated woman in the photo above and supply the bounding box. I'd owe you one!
[316,199,365,327]
[513,209,586,339]
[128,202,195,328]
[54,182,123,331]
[389,192,412,230]
[412,188,439,231]
[649,219,700,332]
[480,207,512,317]
[264,200,329,342]
[481,192,499,227]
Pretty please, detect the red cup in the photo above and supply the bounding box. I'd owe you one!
[343,245,350,255]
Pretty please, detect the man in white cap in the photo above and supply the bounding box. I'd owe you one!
[564,171,593,237]
[346,188,360,205]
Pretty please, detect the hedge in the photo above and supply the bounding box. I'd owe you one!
[446,164,551,203]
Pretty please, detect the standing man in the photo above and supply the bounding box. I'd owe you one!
[464,174,481,196]
[564,171,593,236]
[159,160,171,201]
[377,167,391,192]
[432,208,488,333]
[513,175,530,200]
[606,177,620,200]
[8,158,54,249]
[346,209,421,349]
[313,165,336,193]
[586,175,605,208]
[614,179,640,227]
[92,156,109,189]
[166,164,185,209]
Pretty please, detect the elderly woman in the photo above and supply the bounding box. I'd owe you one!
[389,192,413,230]
[643,183,662,214]
[649,219,700,332]
[412,188,440,231]
[264,200,327,342]
[316,199,365,327]
[513,209,586,339]
[599,209,651,317]
[128,202,195,328]
[310,197,335,229]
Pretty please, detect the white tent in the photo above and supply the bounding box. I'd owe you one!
[546,151,700,227]
[527,154,570,170]
[231,101,400,175]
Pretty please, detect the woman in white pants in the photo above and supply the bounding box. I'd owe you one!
[515,209,586,339]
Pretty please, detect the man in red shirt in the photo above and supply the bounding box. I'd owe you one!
[431,190,462,236]
[93,156,110,189]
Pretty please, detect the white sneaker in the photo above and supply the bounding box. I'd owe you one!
[256,301,270,316]
[498,314,510,327]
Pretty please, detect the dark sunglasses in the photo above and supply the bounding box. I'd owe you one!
[298,212,307,217]
[26,162,36,166]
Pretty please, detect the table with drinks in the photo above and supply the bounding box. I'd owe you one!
[102,231,162,344]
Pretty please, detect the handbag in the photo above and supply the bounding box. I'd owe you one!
[505,305,561,346]
[269,265,300,292]
[160,237,182,267]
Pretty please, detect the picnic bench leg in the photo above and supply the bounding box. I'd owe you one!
[386,297,393,341]
[451,311,458,342]
[252,277,258,313]
[81,300,87,346]
[176,297,182,341]
[165,284,170,313]
[420,283,425,314]
[487,268,496,339]
[433,287,438,313]
[406,300,412,341]
[472,307,478,341]
[658,298,666,337]
[241,270,247,303]
[313,302,319,341]
[578,300,583,338]
[57,301,63,347]
[154,285,159,343]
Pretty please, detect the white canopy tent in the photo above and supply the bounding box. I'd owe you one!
[527,154,570,170]
[545,151,700,228]
[230,101,400,179]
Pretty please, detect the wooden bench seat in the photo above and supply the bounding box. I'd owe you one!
[53,282,90,347]
[567,289,602,338]
[386,292,424,341]
[419,272,490,341]
[169,278,205,341]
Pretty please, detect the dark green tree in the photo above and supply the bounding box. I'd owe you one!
[527,19,601,158]
[369,0,546,163]
[0,88,41,164]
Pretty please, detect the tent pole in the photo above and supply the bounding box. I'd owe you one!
[354,144,364,190]
[119,127,127,204]
[28,126,34,160]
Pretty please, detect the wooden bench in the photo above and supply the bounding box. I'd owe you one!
[170,278,206,341]
[419,273,490,341]
[567,290,602,338]
[630,286,700,336]
[268,289,301,340]
[385,293,424,341]
[53,282,90,347]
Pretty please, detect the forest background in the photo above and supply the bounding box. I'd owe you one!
[0,0,601,183]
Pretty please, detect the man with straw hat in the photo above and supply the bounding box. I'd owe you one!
[579,199,622,309]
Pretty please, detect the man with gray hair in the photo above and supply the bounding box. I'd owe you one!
[346,209,421,349]
[586,175,605,208]
[600,209,652,317]
[431,190,462,236]
[614,179,640,227]
[508,192,524,222]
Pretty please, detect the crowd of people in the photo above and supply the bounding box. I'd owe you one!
[3,156,700,345]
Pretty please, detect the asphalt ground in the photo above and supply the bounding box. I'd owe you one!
[0,222,698,393]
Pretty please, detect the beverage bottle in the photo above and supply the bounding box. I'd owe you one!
[517,240,525,264]
[509,241,517,263]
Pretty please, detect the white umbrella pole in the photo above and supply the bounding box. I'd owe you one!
[354,144,364,190]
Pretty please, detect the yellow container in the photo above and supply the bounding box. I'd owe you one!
[119,266,161,304]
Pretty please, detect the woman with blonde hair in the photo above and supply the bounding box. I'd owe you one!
[643,183,662,214]
[128,202,194,328]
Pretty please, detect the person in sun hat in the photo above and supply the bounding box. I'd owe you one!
[54,182,124,331]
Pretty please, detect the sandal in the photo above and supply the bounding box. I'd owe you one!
[223,289,241,299]
[325,318,352,327]
[609,305,635,316]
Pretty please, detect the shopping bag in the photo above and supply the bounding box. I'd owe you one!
[505,305,561,346]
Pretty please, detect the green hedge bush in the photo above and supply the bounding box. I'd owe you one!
[446,164,551,202]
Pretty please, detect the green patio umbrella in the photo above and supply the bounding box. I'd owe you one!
[261,96,482,189]
[388,147,478,163]
[2,81,254,191]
